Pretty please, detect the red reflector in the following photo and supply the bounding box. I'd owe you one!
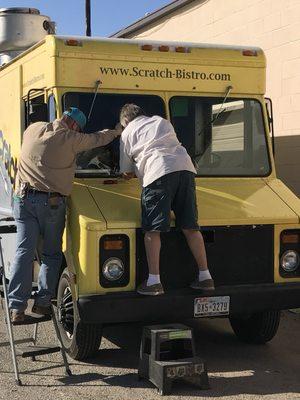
[103,240,124,250]
[175,46,186,53]
[103,179,118,185]
[65,39,82,47]
[159,45,169,52]
[242,50,257,57]
[141,44,153,51]
[282,233,300,244]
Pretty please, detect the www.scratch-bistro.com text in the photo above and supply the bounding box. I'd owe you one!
[99,66,231,81]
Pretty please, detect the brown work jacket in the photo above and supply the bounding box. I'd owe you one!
[15,118,120,196]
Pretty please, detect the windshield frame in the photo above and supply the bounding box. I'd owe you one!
[169,95,272,178]
[62,90,166,178]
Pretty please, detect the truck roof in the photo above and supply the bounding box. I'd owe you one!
[0,34,264,72]
[0,35,266,96]
[55,35,263,52]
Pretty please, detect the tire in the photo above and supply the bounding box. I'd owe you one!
[229,310,281,344]
[56,268,103,360]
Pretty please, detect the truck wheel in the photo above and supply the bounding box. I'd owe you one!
[56,268,102,360]
[229,310,281,344]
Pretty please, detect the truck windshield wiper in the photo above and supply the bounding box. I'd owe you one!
[211,85,233,126]
[87,80,102,122]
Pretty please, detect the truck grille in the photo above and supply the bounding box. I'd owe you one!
[136,225,274,289]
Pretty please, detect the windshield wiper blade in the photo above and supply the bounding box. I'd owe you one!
[197,85,233,136]
[87,80,102,122]
[211,85,233,126]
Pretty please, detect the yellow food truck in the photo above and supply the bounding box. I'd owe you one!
[1,30,300,360]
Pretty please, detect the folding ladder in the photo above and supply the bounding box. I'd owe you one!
[0,219,72,385]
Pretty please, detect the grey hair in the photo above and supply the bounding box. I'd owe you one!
[120,104,145,127]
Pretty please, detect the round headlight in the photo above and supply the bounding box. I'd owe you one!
[280,250,300,272]
[102,258,124,281]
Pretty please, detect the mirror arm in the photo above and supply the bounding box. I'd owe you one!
[265,97,275,156]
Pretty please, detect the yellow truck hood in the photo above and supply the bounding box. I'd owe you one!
[77,177,300,229]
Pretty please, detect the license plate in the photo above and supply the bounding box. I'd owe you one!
[194,296,230,317]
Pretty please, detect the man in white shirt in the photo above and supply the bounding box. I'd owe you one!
[119,103,214,296]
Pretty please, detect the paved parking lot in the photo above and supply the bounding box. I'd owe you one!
[0,310,299,400]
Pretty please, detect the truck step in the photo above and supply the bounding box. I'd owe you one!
[16,345,61,358]
[0,337,34,348]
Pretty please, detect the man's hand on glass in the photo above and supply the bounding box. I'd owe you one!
[122,172,135,180]
[114,122,123,136]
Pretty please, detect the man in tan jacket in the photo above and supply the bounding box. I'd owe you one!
[8,107,121,323]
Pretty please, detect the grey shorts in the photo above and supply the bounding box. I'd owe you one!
[141,171,199,232]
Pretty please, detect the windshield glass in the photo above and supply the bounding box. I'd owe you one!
[63,92,165,176]
[169,96,271,176]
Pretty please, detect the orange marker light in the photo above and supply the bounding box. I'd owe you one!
[242,50,257,56]
[159,45,169,52]
[103,240,124,250]
[65,39,82,46]
[141,44,153,51]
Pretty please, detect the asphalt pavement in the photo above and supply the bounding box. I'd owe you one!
[0,309,299,400]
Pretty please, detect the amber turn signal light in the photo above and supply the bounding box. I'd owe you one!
[103,240,124,250]
[281,233,300,244]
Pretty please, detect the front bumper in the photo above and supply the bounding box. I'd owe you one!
[77,283,300,324]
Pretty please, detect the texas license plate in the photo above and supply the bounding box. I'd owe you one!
[194,296,230,317]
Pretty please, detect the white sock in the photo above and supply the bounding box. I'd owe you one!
[198,269,212,282]
[147,274,161,286]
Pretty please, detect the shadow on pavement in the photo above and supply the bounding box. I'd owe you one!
[58,372,153,389]
[76,314,300,397]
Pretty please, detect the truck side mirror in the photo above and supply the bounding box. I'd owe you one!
[28,103,48,124]
[265,97,275,156]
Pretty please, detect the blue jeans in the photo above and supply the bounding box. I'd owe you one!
[8,192,66,311]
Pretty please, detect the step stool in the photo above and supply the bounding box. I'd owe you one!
[138,323,209,395]
[0,221,71,386]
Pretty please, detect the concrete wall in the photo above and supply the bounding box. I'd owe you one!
[128,0,300,195]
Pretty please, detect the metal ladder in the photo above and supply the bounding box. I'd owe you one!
[0,219,72,386]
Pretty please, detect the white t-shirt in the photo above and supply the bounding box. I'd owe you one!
[119,115,196,187]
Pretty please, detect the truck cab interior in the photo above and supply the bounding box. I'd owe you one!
[63,92,166,175]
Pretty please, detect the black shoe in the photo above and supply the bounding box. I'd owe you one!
[32,303,52,315]
[137,281,164,296]
[10,309,25,324]
[190,278,215,290]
